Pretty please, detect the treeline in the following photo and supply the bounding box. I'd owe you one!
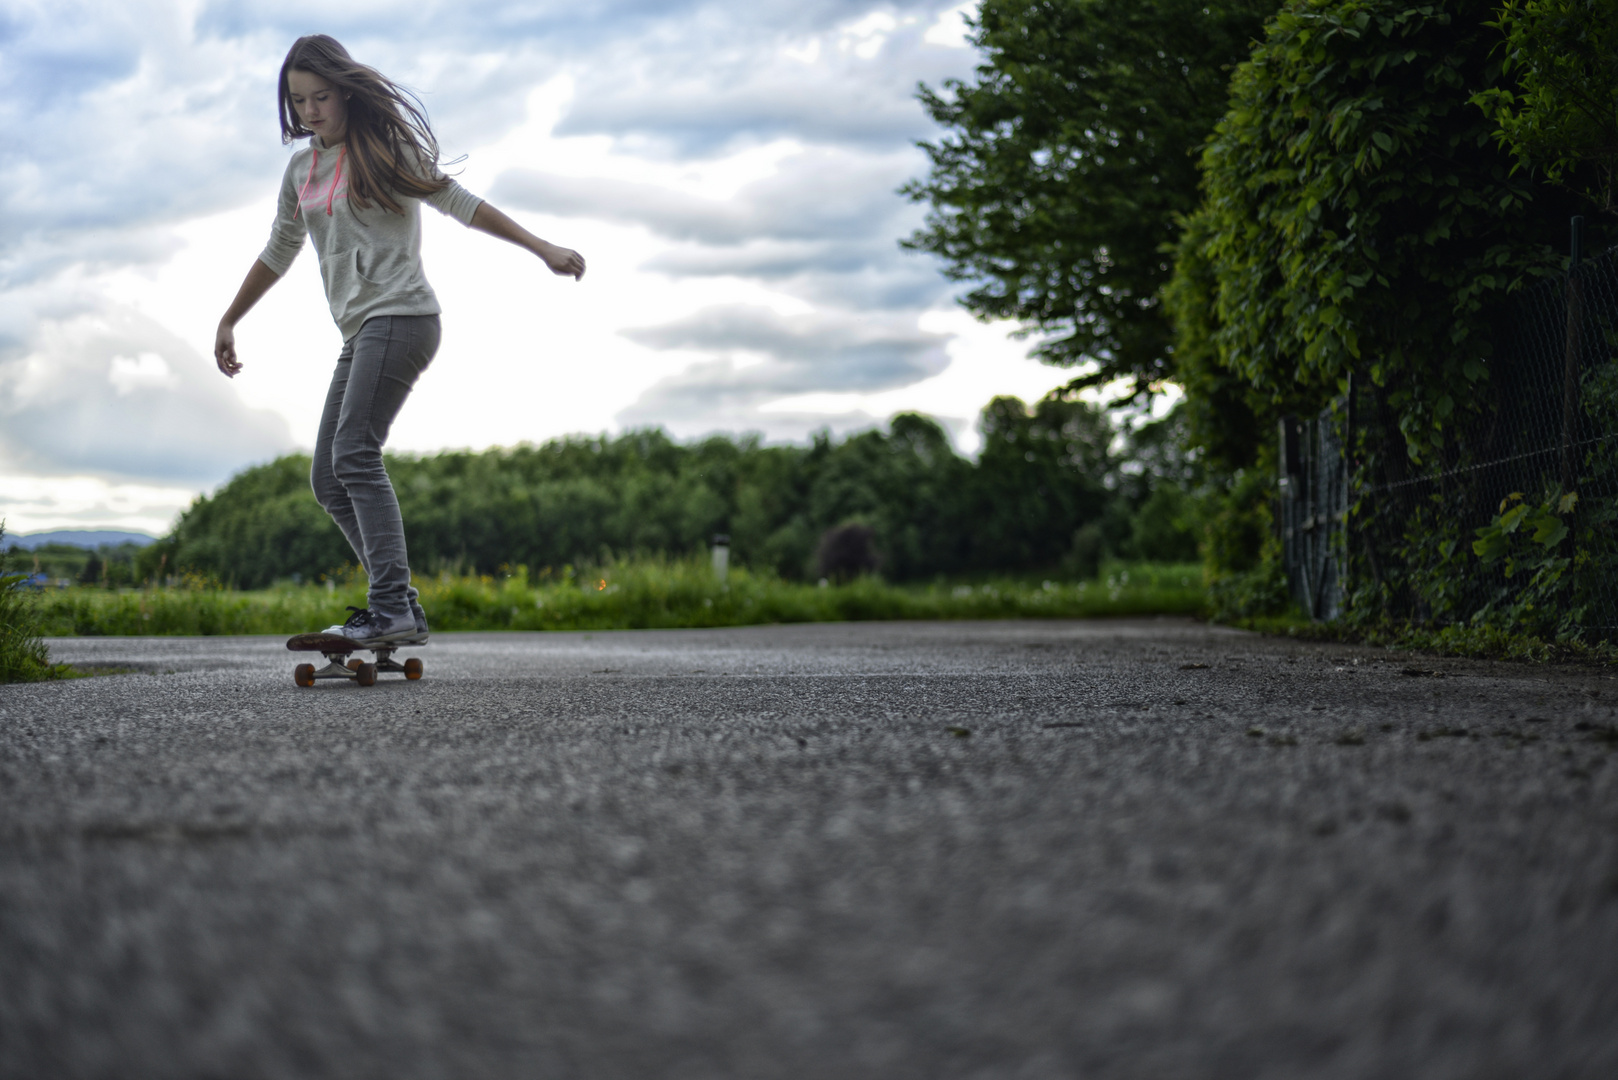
[3,543,148,586]
[143,397,1199,590]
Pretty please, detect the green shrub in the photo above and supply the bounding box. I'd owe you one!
[0,525,69,682]
[1475,0,1618,214]
[1175,0,1577,467]
[1197,470,1295,620]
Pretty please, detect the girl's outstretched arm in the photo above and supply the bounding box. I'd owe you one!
[470,202,586,280]
[214,259,282,378]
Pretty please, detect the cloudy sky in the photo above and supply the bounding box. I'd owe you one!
[0,0,1080,536]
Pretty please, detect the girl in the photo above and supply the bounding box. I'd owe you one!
[214,35,583,645]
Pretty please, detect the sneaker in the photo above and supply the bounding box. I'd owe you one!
[408,599,430,643]
[321,605,365,635]
[330,606,417,646]
[324,605,429,644]
[320,606,360,635]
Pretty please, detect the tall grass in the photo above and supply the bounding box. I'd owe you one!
[1,525,70,681]
[31,557,1208,637]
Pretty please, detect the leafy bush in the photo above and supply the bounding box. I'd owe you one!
[1197,469,1295,620]
[1475,0,1618,214]
[0,525,69,682]
[1171,0,1578,471]
[815,524,880,582]
[1162,0,1613,634]
[1469,490,1583,636]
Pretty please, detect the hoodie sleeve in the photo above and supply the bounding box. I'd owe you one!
[257,156,307,276]
[401,146,483,226]
[424,177,483,226]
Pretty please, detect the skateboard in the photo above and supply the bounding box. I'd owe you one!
[286,632,424,687]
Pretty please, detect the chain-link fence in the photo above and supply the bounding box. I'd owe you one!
[1278,410,1347,620]
[1282,218,1618,636]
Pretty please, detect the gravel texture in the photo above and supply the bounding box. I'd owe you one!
[2,618,1616,1079]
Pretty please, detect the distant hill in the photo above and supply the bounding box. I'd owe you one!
[3,529,159,551]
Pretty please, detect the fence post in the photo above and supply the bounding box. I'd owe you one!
[1562,215,1585,491]
[1342,373,1354,607]
[1277,415,1307,613]
[1278,416,1302,485]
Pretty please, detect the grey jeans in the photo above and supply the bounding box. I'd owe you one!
[311,315,440,621]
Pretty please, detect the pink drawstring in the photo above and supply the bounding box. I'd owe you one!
[292,148,319,220]
[291,144,347,219]
[325,145,346,216]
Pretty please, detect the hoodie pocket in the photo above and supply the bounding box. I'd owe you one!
[322,249,385,313]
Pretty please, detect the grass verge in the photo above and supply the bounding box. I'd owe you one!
[31,558,1207,637]
[1223,611,1618,665]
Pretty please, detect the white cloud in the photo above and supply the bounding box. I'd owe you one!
[623,303,950,381]
[0,1,1075,536]
[615,303,962,439]
[756,308,1076,453]
[839,12,900,59]
[923,2,978,48]
[0,301,293,485]
[0,2,285,288]
[108,352,175,396]
[0,474,196,537]
[491,145,924,248]
[782,38,822,65]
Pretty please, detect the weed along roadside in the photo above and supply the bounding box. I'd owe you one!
[25,558,1207,638]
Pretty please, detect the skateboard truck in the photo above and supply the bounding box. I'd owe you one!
[286,632,424,687]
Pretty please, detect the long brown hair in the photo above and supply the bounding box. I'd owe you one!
[277,35,450,215]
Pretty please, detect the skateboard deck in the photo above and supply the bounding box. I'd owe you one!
[286,632,424,687]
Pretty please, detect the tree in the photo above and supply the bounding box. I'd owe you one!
[902,0,1278,399]
[1475,0,1618,216]
[966,394,1118,568]
[1166,0,1577,469]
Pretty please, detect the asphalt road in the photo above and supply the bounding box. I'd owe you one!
[2,618,1616,1079]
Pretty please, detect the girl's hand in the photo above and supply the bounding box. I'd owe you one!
[214,260,280,376]
[469,203,586,280]
[539,241,586,281]
[215,321,242,378]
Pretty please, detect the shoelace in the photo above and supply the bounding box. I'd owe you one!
[341,606,371,630]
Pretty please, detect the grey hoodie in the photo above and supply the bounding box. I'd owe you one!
[258,136,483,341]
